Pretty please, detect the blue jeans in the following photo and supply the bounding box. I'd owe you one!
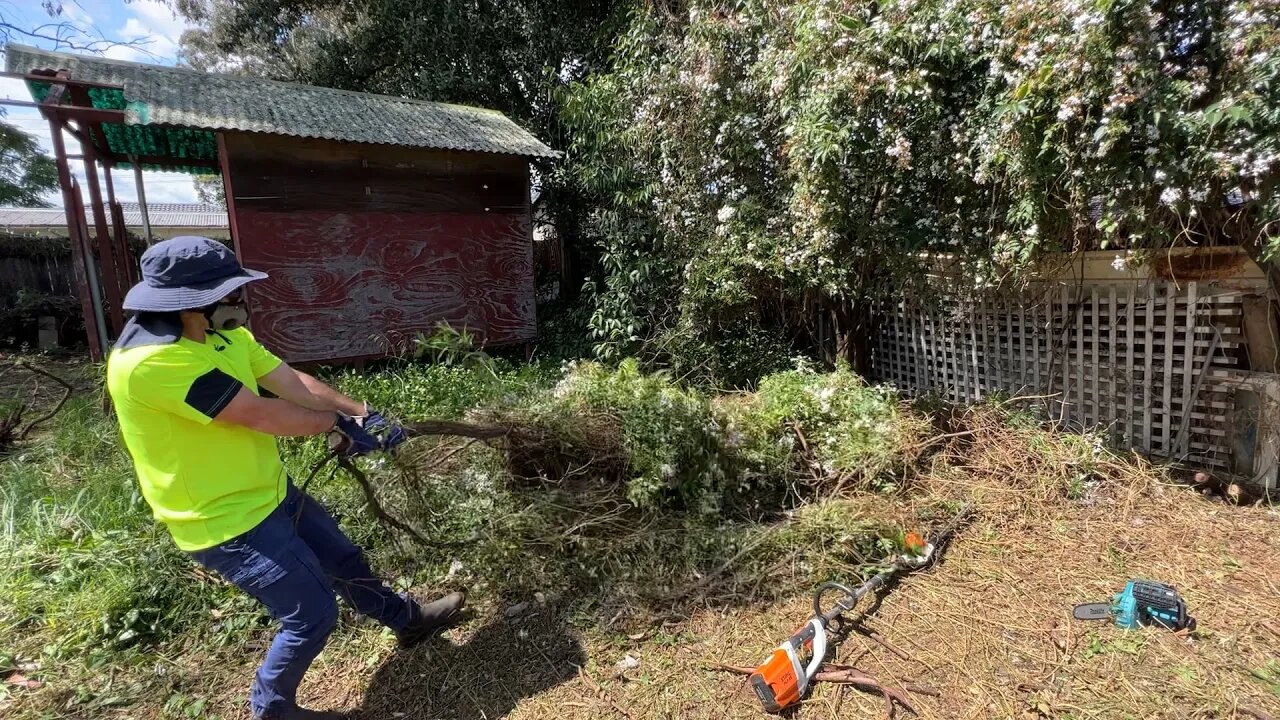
[190,484,413,718]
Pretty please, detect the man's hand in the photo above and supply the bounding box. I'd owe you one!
[330,413,382,457]
[362,407,408,453]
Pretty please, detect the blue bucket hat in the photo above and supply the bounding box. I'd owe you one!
[122,236,268,312]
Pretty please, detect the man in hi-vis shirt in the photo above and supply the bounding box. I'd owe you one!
[106,236,464,720]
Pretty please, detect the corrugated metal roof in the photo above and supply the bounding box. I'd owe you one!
[5,44,559,159]
[0,203,228,229]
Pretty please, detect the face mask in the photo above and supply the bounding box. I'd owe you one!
[203,297,249,331]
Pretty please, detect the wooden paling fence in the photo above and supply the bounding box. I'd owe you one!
[870,279,1279,485]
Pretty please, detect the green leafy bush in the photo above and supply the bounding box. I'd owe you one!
[491,359,922,513]
[535,295,596,362]
[653,311,797,390]
[537,358,726,512]
[718,364,925,497]
[562,0,1280,372]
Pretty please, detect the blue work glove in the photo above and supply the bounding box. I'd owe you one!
[362,407,409,453]
[330,413,381,457]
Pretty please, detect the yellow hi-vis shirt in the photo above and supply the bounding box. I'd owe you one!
[107,327,288,551]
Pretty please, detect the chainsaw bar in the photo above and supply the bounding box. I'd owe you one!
[1072,602,1111,621]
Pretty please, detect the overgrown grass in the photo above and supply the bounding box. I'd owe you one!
[0,353,930,715]
[0,396,254,690]
[0,362,548,663]
[5,350,1270,720]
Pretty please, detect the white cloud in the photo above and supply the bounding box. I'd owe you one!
[60,1,96,28]
[102,42,151,62]
[0,77,34,104]
[108,0,189,64]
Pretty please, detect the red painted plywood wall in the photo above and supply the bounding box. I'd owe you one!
[221,133,536,363]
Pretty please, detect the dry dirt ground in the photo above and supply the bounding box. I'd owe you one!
[286,471,1277,720]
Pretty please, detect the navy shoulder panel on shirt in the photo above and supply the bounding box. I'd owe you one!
[185,368,243,419]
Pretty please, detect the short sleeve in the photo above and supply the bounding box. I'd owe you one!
[239,327,284,378]
[127,348,244,425]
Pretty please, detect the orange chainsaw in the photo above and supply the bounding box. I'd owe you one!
[748,504,975,713]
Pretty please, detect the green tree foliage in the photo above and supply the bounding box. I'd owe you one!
[191,174,225,206]
[561,0,1280,375]
[0,119,57,207]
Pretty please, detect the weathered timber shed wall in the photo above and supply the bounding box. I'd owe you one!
[221,133,535,363]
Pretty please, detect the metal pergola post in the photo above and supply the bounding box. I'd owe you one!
[131,157,154,244]
[47,114,108,359]
[78,131,125,334]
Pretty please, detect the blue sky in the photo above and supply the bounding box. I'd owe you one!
[1,0,200,205]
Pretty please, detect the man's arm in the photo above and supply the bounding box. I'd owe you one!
[257,363,365,416]
[214,386,336,436]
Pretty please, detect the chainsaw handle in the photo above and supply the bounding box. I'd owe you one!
[813,581,861,621]
[800,619,826,688]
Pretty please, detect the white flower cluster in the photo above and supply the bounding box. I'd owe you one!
[885,135,913,168]
[1057,94,1083,121]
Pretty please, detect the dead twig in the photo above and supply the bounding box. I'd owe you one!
[575,664,633,720]
[850,622,917,664]
[822,663,940,698]
[791,421,827,484]
[915,429,976,453]
[337,456,431,546]
[6,360,75,441]
[1239,707,1275,720]
[997,393,1061,405]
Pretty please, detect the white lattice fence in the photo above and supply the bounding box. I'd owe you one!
[871,280,1249,469]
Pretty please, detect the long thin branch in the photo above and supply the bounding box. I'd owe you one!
[304,419,534,548]
[298,449,475,549]
[0,22,151,54]
[15,361,73,440]
[337,455,431,546]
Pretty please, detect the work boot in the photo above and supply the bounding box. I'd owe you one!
[397,591,466,649]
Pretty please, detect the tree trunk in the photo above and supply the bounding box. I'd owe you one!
[809,292,873,376]
[829,300,872,375]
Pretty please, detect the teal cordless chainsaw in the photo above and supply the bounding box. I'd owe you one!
[1073,579,1195,631]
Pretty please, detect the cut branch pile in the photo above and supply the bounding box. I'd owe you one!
[319,412,632,546]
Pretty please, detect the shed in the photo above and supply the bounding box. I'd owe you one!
[3,44,558,362]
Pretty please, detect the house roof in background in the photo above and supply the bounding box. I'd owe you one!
[0,202,228,229]
[5,44,560,165]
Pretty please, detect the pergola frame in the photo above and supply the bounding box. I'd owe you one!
[0,69,221,359]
